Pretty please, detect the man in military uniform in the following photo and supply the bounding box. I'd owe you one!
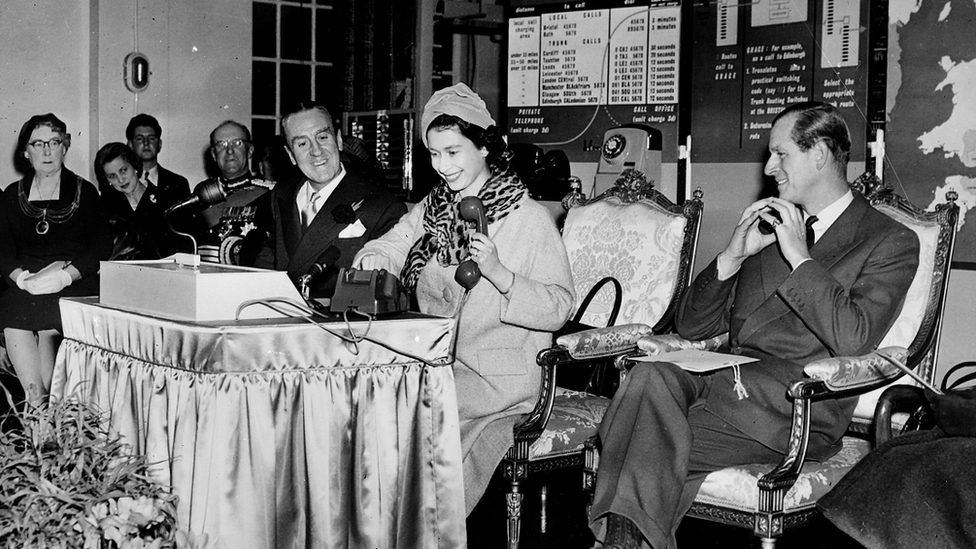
[186,120,274,265]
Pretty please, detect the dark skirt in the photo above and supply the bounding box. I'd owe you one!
[0,275,99,332]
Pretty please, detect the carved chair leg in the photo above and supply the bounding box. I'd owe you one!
[583,439,599,518]
[540,485,548,533]
[506,481,523,549]
[582,469,595,517]
[760,537,777,549]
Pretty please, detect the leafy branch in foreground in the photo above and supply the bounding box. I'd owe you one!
[0,397,208,549]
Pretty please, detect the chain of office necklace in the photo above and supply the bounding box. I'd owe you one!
[17,176,82,235]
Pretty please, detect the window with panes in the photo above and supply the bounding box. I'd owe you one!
[251,1,342,146]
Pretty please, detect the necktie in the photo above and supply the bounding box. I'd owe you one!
[805,216,818,248]
[302,191,321,230]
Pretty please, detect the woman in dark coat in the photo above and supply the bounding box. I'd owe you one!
[0,113,112,406]
[95,142,184,259]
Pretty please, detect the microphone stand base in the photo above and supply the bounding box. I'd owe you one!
[173,253,202,268]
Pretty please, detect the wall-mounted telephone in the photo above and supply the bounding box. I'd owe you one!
[330,268,409,315]
[454,196,488,290]
[593,124,663,196]
[509,143,572,201]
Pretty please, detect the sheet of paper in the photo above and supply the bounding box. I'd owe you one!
[630,349,759,373]
[27,260,69,280]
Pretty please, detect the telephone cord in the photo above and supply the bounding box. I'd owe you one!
[236,297,448,368]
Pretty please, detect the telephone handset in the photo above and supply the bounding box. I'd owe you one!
[454,196,488,290]
[757,208,782,235]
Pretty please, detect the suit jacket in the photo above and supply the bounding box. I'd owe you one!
[675,193,920,453]
[155,165,191,199]
[254,169,407,297]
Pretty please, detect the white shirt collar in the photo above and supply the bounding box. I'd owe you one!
[808,190,854,243]
[145,165,159,186]
[296,165,346,211]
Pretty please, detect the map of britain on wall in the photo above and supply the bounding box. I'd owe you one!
[886,0,976,265]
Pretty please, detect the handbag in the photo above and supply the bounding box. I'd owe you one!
[923,361,976,437]
[554,276,622,397]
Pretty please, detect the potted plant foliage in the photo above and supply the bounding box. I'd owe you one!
[0,396,208,549]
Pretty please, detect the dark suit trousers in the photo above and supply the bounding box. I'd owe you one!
[590,362,787,549]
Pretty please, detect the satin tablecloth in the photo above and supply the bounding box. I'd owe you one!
[51,297,466,549]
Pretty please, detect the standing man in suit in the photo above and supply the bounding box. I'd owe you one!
[126,114,191,198]
[592,102,921,549]
[254,105,406,298]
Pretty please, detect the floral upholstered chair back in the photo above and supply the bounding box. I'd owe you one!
[561,170,703,331]
[846,178,959,427]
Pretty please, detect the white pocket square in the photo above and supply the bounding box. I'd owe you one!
[338,219,367,238]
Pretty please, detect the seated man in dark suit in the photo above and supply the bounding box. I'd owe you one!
[254,105,407,299]
[592,102,921,549]
[126,113,191,198]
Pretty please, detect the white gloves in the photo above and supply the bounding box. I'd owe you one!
[15,270,32,290]
[24,269,73,295]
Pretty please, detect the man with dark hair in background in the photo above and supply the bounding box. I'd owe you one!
[125,113,191,198]
[254,105,406,299]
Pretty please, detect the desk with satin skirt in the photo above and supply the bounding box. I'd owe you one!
[51,297,466,549]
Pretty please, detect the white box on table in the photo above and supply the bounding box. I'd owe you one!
[99,257,304,321]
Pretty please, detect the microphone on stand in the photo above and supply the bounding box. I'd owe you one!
[298,247,342,300]
[164,179,229,258]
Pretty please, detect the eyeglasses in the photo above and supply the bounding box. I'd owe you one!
[212,139,249,152]
[28,138,64,150]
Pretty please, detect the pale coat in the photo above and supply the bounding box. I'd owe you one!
[356,194,575,513]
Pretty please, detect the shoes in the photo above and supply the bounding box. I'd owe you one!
[603,513,642,549]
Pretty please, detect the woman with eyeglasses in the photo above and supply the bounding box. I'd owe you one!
[0,113,112,407]
[95,142,184,259]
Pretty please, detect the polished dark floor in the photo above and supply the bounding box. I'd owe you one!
[467,469,864,549]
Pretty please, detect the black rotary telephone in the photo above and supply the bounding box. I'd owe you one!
[330,268,409,315]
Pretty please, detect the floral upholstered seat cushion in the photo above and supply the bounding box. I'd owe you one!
[562,198,687,328]
[528,388,610,460]
[694,437,871,512]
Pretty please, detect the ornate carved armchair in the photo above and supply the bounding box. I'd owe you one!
[590,176,959,548]
[498,170,704,549]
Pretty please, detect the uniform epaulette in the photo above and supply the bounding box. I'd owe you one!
[250,177,275,190]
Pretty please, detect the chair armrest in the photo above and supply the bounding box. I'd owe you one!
[636,333,727,355]
[759,347,912,495]
[873,385,930,446]
[802,346,910,393]
[756,376,810,494]
[513,324,652,458]
[553,323,652,361]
